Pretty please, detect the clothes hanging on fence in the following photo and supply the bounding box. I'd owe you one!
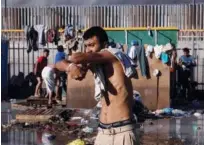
[63,38,78,54]
[54,27,60,45]
[64,24,74,37]
[24,25,38,53]
[161,52,169,64]
[76,35,84,52]
[135,45,149,77]
[34,25,47,47]
[47,29,55,43]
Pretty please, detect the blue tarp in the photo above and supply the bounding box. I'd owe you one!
[1,37,9,93]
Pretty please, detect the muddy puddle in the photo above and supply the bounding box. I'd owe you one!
[1,102,204,145]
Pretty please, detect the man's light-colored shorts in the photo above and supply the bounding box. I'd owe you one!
[94,124,137,145]
[41,66,55,93]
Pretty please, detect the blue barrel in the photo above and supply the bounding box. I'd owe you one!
[1,37,9,96]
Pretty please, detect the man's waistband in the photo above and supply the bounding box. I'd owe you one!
[98,118,136,129]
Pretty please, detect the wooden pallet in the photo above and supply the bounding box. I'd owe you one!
[26,96,66,107]
[16,108,68,122]
[26,96,49,106]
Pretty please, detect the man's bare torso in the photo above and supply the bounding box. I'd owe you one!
[98,60,133,124]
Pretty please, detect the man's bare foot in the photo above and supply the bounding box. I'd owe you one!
[47,104,52,109]
[45,94,49,98]
[55,99,62,104]
[34,94,40,98]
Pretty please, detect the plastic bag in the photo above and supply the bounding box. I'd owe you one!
[67,139,85,145]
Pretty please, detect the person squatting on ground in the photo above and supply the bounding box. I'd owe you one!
[41,62,86,108]
[34,49,49,97]
[55,26,137,145]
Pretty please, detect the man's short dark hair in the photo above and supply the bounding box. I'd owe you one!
[83,26,108,47]
[57,45,64,52]
[183,47,190,53]
[43,49,49,53]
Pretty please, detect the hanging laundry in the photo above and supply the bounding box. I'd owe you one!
[162,43,173,52]
[76,30,84,52]
[54,26,60,45]
[24,25,38,53]
[47,29,55,43]
[145,45,154,57]
[64,24,74,37]
[34,25,47,47]
[161,52,169,64]
[154,45,163,59]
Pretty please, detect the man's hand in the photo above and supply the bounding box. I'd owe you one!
[68,63,86,81]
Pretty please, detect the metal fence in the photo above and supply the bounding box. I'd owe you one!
[2,31,59,79]
[1,4,204,30]
[2,29,204,91]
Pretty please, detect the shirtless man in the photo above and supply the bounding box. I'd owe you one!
[55,26,136,145]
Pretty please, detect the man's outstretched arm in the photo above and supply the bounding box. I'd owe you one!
[55,60,72,72]
[55,60,86,80]
[69,51,117,64]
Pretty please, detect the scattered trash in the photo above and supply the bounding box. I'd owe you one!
[67,139,85,145]
[153,109,164,115]
[81,118,89,125]
[163,108,174,115]
[70,117,83,121]
[194,112,202,118]
[10,99,17,104]
[153,108,186,117]
[10,119,17,125]
[82,126,94,133]
[42,132,56,145]
[25,122,30,127]
[90,103,101,120]
[172,109,185,116]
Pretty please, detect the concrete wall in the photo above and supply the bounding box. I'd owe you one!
[67,55,170,110]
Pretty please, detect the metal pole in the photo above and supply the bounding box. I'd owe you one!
[125,29,128,45]
[4,0,7,29]
[5,0,7,16]
[192,0,196,29]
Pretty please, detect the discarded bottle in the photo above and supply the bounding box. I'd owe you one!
[172,109,185,116]
[162,108,173,115]
[194,112,202,118]
[80,118,89,125]
[42,132,56,145]
[10,99,16,104]
[82,126,94,133]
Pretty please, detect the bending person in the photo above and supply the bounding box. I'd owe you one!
[42,63,86,108]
